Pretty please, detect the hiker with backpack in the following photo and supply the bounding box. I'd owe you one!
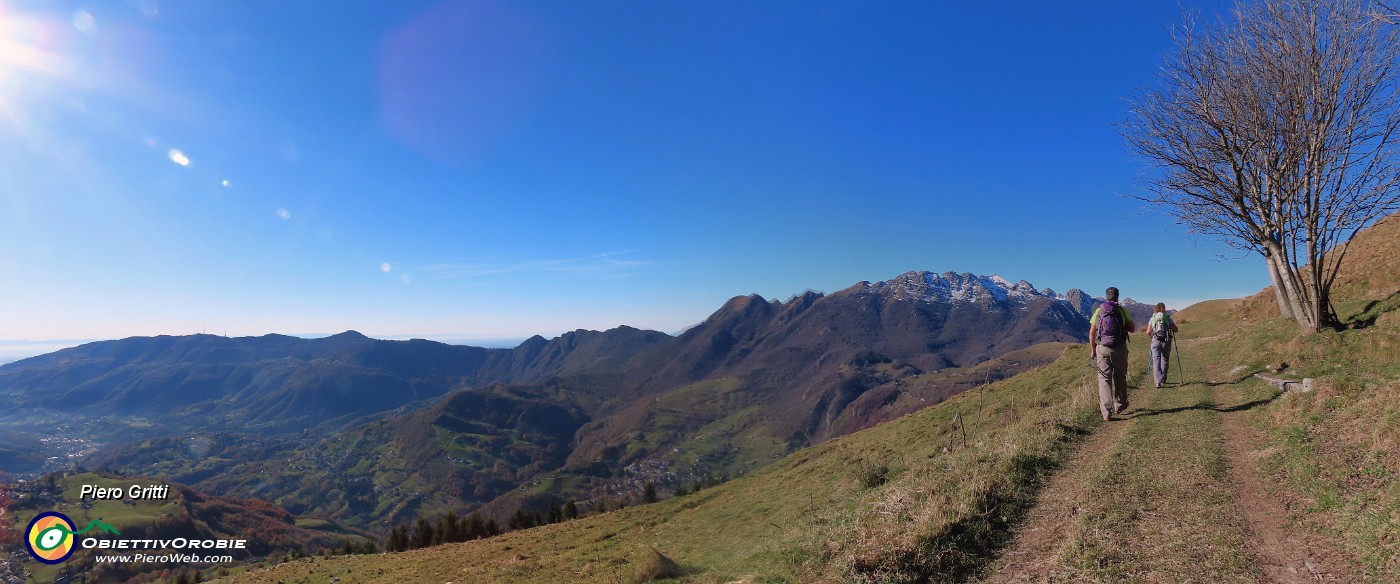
[1088,287,1136,421]
[1146,303,1179,388]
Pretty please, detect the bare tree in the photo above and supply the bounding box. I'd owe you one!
[1374,1,1400,22]
[1123,0,1400,332]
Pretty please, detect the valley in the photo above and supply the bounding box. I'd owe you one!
[2,273,1127,523]
[212,212,1400,583]
[0,270,1167,582]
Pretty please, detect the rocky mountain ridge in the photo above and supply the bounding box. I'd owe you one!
[2,269,1153,529]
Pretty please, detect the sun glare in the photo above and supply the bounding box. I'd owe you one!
[0,4,76,128]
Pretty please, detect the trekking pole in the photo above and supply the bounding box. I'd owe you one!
[1173,334,1184,385]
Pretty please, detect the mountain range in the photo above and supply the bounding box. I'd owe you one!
[199,211,1400,584]
[0,271,1156,529]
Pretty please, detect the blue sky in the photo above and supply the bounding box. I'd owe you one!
[0,0,1257,347]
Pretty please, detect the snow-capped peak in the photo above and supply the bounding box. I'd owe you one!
[866,270,1054,306]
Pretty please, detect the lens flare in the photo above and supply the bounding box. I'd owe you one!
[0,5,78,129]
[71,11,95,32]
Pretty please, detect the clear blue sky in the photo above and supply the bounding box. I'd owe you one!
[0,0,1257,346]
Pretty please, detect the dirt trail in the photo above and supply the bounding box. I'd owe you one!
[1216,394,1356,583]
[983,362,1361,583]
[978,414,1129,583]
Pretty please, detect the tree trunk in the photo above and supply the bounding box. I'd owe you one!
[1264,251,1296,320]
[1263,243,1319,331]
[1308,275,1333,332]
[1311,297,1330,333]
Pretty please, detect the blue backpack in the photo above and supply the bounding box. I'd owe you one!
[1097,301,1124,347]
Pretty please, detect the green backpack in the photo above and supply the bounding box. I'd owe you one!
[1151,315,1172,342]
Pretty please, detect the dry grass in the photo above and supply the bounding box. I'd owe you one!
[1329,212,1400,302]
[1257,376,1400,578]
[1176,212,1400,579]
[211,214,1400,584]
[1054,382,1260,582]
[216,344,1107,584]
[810,355,1102,583]
[634,546,684,582]
[1173,297,1242,326]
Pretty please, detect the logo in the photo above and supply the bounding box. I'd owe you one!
[26,512,76,564]
[25,512,121,565]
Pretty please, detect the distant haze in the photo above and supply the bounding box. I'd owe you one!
[0,335,536,364]
[0,340,94,364]
[0,290,1223,363]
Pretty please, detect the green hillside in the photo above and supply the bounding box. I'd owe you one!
[86,383,590,532]
[977,214,1400,582]
[217,336,1114,583]
[205,216,1400,583]
[480,341,1066,522]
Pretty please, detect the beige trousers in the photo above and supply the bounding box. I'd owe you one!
[1096,342,1129,418]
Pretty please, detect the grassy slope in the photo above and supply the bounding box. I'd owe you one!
[1188,213,1400,579]
[217,216,1399,583]
[997,213,1400,581]
[217,312,1397,584]
[485,344,1067,523]
[1047,344,1267,581]
[220,339,1106,583]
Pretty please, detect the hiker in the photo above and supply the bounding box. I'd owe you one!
[1146,302,1179,387]
[1088,287,1135,421]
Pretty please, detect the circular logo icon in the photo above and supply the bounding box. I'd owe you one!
[26,511,77,564]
